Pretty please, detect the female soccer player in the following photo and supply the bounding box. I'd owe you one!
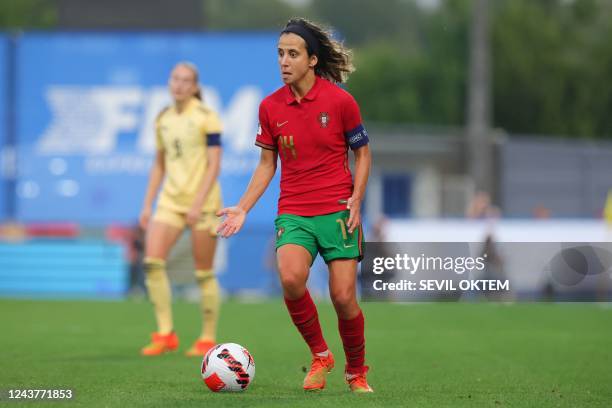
[217,18,373,393]
[139,62,223,357]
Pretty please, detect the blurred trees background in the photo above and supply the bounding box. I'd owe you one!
[2,0,612,139]
[0,0,56,28]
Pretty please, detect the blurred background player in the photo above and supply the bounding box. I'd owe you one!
[139,62,223,357]
[217,18,373,393]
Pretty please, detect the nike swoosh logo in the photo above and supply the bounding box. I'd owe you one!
[344,244,355,248]
[277,121,288,127]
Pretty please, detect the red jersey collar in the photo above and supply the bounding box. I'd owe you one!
[285,75,323,104]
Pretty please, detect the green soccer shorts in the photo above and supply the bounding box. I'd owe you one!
[274,210,364,265]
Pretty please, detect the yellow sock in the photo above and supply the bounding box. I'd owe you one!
[195,269,220,341]
[144,257,173,335]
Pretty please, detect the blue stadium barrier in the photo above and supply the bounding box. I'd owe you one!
[0,34,8,220]
[0,240,127,299]
[220,225,279,295]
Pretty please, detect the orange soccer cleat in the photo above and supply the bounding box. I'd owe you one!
[140,332,179,356]
[185,339,216,357]
[303,351,335,391]
[345,366,374,393]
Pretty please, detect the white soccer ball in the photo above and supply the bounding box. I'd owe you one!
[201,343,255,392]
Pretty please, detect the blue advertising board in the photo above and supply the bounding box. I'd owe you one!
[13,32,288,295]
[0,34,7,220]
[16,32,281,225]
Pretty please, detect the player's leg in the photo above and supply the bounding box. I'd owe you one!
[277,243,311,299]
[278,244,334,390]
[318,210,372,392]
[141,209,183,355]
[328,258,360,319]
[185,213,220,357]
[275,214,333,390]
[328,259,372,392]
[277,243,320,348]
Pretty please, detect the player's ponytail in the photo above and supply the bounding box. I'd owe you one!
[194,86,203,101]
[281,18,354,84]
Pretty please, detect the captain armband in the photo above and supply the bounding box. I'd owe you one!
[345,124,369,150]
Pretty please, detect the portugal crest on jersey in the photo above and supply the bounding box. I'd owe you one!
[318,112,329,128]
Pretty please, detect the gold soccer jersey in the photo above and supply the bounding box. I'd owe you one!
[155,97,222,213]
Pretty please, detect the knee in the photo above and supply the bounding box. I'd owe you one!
[193,255,213,271]
[278,266,307,298]
[331,287,357,312]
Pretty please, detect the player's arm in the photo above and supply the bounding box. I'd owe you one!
[216,148,277,237]
[140,149,165,229]
[347,144,371,233]
[187,145,221,226]
[238,148,277,212]
[342,95,371,234]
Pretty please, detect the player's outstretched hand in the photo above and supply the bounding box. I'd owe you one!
[216,206,247,238]
[346,196,362,234]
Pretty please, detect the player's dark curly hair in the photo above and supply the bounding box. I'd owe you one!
[282,18,354,84]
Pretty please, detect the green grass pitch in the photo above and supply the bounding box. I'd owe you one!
[1,299,612,407]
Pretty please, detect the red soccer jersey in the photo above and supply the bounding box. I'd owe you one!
[255,76,369,216]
